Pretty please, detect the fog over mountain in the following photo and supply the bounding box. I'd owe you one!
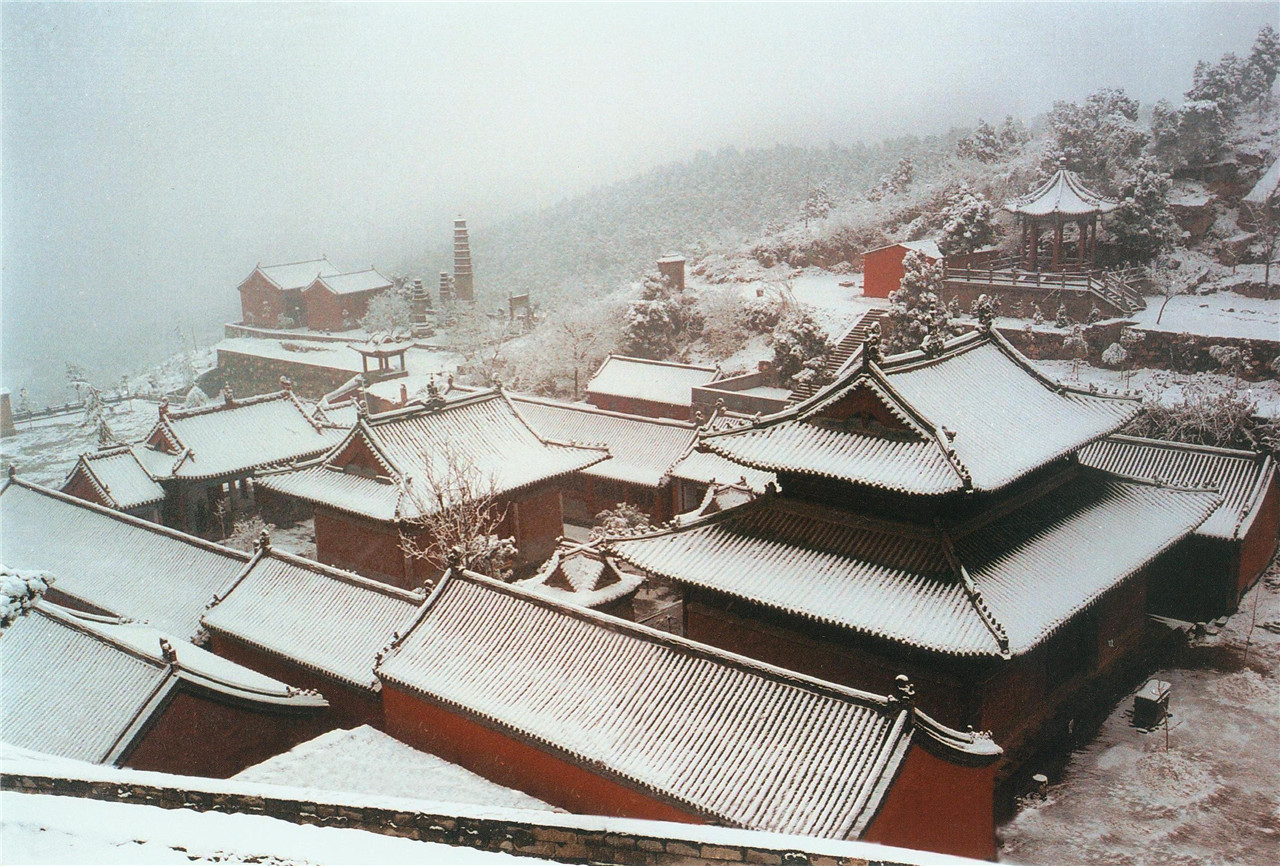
[2,1,1274,401]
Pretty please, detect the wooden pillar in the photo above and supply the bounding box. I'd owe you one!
[1052,220,1063,270]
[1020,220,1029,269]
[1029,223,1039,271]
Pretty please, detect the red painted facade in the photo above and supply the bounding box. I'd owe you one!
[1238,473,1279,601]
[302,282,380,333]
[585,393,693,422]
[863,244,936,299]
[312,482,567,589]
[382,684,702,824]
[239,271,303,328]
[685,568,1151,777]
[862,741,997,861]
[558,475,675,525]
[123,683,328,779]
[206,632,384,730]
[61,467,111,510]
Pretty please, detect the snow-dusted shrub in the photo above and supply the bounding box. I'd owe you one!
[737,295,785,334]
[969,294,1000,329]
[591,502,652,541]
[772,308,833,388]
[361,287,412,337]
[1087,305,1103,325]
[1208,344,1250,382]
[697,291,751,359]
[1055,304,1072,329]
[184,385,209,408]
[1,565,53,630]
[1128,380,1279,454]
[222,515,276,553]
[1101,342,1128,368]
[1031,303,1045,325]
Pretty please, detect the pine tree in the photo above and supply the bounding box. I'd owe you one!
[619,273,703,360]
[1109,158,1179,264]
[802,186,834,226]
[938,185,996,256]
[771,307,834,388]
[957,120,1002,163]
[1249,24,1280,94]
[886,251,946,355]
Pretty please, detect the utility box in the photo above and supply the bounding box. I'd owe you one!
[1133,679,1171,729]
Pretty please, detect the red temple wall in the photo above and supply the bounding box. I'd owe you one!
[123,686,328,779]
[511,484,566,566]
[585,393,691,422]
[381,685,703,825]
[206,632,383,729]
[61,469,111,510]
[863,245,912,299]
[862,743,997,861]
[303,287,380,333]
[1238,474,1279,602]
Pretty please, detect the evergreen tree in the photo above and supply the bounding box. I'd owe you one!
[886,251,946,355]
[1249,24,1280,94]
[1109,158,1180,264]
[771,308,833,388]
[801,185,834,226]
[618,273,703,360]
[938,185,996,256]
[957,120,1002,163]
[1048,87,1146,185]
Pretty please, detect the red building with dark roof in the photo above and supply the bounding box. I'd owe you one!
[302,269,395,332]
[238,258,341,328]
[376,569,1002,860]
[584,355,721,421]
[607,327,1219,786]
[256,388,606,588]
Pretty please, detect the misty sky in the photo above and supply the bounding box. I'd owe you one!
[2,1,1276,398]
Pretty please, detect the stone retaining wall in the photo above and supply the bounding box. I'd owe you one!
[1,772,957,866]
[216,349,356,400]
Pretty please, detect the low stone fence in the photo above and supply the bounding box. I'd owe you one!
[1,771,975,866]
[998,323,1280,382]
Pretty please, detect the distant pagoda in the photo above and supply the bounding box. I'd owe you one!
[452,217,474,302]
[409,277,432,335]
[438,271,454,305]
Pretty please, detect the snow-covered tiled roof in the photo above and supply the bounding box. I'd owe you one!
[585,355,720,408]
[863,239,943,260]
[245,258,341,292]
[1,602,326,765]
[307,269,394,296]
[701,331,1140,495]
[376,570,998,838]
[1080,435,1275,540]
[510,396,697,487]
[515,541,644,609]
[68,447,165,510]
[202,550,425,690]
[141,391,346,481]
[1004,167,1119,217]
[666,446,775,494]
[608,470,1218,658]
[0,480,251,638]
[1,604,170,763]
[257,390,607,521]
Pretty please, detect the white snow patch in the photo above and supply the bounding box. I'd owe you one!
[1131,292,1279,342]
[1031,361,1280,418]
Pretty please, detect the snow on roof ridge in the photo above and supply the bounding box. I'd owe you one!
[1,477,252,562]
[385,568,1001,762]
[595,354,719,374]
[30,603,168,671]
[258,548,427,602]
[165,388,295,421]
[1104,432,1268,460]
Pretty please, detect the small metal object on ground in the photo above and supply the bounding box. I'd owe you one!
[1031,773,1049,799]
[1133,679,1171,729]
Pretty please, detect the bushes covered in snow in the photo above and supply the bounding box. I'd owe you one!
[1,566,52,630]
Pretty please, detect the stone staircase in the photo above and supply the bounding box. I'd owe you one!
[789,308,888,403]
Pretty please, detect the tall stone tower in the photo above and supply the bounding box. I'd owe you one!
[452,217,474,302]
[409,277,432,335]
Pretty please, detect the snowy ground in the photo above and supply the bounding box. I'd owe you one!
[0,399,162,487]
[1130,291,1279,342]
[999,555,1280,866]
[233,726,555,813]
[270,519,318,559]
[1033,360,1280,418]
[0,792,543,865]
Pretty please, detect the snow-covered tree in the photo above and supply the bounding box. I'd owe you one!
[223,515,276,553]
[360,287,412,338]
[1,565,53,631]
[938,185,996,256]
[886,251,947,355]
[969,294,1000,330]
[1063,326,1090,380]
[1109,158,1179,264]
[957,120,1002,163]
[772,307,833,389]
[1208,344,1250,384]
[398,442,519,581]
[1248,24,1280,97]
[1055,304,1072,329]
[1048,87,1146,185]
[998,115,1031,151]
[619,273,702,360]
[802,186,834,226]
[1187,53,1247,118]
[184,385,209,408]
